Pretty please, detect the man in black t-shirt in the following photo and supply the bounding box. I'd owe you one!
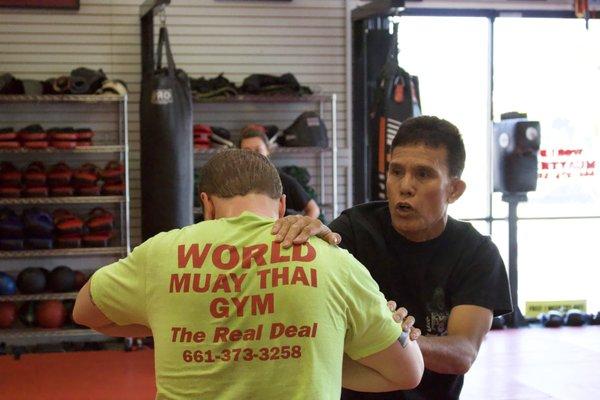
[272,115,513,400]
[239,125,320,218]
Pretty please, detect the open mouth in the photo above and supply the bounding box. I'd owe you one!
[396,202,414,213]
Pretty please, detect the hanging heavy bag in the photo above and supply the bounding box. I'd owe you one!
[140,26,193,240]
[369,23,421,200]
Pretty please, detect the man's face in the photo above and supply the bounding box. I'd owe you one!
[240,137,269,157]
[386,144,463,242]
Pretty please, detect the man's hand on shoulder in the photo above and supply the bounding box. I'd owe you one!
[272,215,341,248]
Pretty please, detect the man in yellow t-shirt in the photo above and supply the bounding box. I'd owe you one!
[74,149,423,400]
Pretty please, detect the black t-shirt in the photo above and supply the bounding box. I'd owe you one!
[331,201,512,400]
[279,170,311,215]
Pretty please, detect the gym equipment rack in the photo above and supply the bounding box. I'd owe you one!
[0,93,130,349]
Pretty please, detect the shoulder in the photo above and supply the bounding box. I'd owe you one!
[278,170,298,185]
[333,201,389,227]
[446,217,503,263]
[447,217,489,246]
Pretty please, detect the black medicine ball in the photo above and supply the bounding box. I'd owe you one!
[16,267,47,294]
[48,265,75,293]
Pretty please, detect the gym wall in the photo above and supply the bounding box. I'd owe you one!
[0,0,351,246]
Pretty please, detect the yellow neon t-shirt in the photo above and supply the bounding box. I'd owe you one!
[91,212,402,400]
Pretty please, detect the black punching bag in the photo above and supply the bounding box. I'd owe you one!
[370,22,421,200]
[140,27,193,240]
[493,113,541,193]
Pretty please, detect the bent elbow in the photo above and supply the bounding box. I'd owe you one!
[391,350,425,390]
[450,352,477,375]
[403,367,424,390]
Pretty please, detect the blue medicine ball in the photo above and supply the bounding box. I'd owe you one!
[0,271,17,295]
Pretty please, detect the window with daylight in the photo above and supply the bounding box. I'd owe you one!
[396,15,600,313]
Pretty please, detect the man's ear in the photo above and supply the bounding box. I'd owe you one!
[278,195,287,218]
[447,178,466,204]
[200,192,215,220]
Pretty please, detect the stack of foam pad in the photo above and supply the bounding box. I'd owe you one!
[193,124,234,150]
[0,207,116,250]
[0,161,124,198]
[0,125,95,150]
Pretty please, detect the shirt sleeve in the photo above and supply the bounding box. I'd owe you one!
[341,252,403,360]
[280,172,311,212]
[449,237,513,317]
[328,212,357,254]
[90,237,153,326]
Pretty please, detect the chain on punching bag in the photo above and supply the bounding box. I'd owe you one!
[140,23,193,240]
[370,22,421,200]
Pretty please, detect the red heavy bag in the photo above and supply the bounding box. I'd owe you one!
[140,26,193,240]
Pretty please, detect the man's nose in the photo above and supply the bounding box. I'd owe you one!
[398,174,416,196]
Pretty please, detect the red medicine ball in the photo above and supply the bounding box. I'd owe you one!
[35,300,66,329]
[0,302,17,328]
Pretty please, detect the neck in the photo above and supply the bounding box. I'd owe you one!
[397,213,449,243]
[213,194,280,220]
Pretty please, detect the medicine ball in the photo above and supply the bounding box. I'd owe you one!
[48,265,75,292]
[19,301,37,327]
[0,271,17,295]
[16,267,47,294]
[73,270,88,291]
[564,309,588,327]
[490,315,506,330]
[540,310,564,328]
[0,301,17,328]
[35,300,66,329]
[63,299,75,325]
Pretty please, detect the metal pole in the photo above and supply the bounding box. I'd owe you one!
[332,94,338,218]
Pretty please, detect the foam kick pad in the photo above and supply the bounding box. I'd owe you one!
[0,186,21,198]
[85,208,114,232]
[47,162,73,187]
[0,162,22,185]
[23,162,47,186]
[82,232,111,247]
[22,185,49,198]
[53,209,83,235]
[22,208,54,237]
[0,207,24,238]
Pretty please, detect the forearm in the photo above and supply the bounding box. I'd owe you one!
[342,354,404,392]
[92,323,152,338]
[303,200,320,219]
[417,335,477,375]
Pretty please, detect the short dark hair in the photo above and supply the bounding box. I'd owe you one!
[240,125,269,148]
[391,115,466,178]
[199,149,282,199]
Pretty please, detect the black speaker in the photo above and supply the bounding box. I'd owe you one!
[493,114,541,193]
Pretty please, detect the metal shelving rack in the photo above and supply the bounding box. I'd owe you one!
[0,94,131,346]
[193,93,338,217]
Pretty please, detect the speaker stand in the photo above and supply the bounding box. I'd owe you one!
[502,193,529,328]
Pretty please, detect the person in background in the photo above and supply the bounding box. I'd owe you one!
[74,149,424,400]
[271,115,513,400]
[240,124,320,218]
